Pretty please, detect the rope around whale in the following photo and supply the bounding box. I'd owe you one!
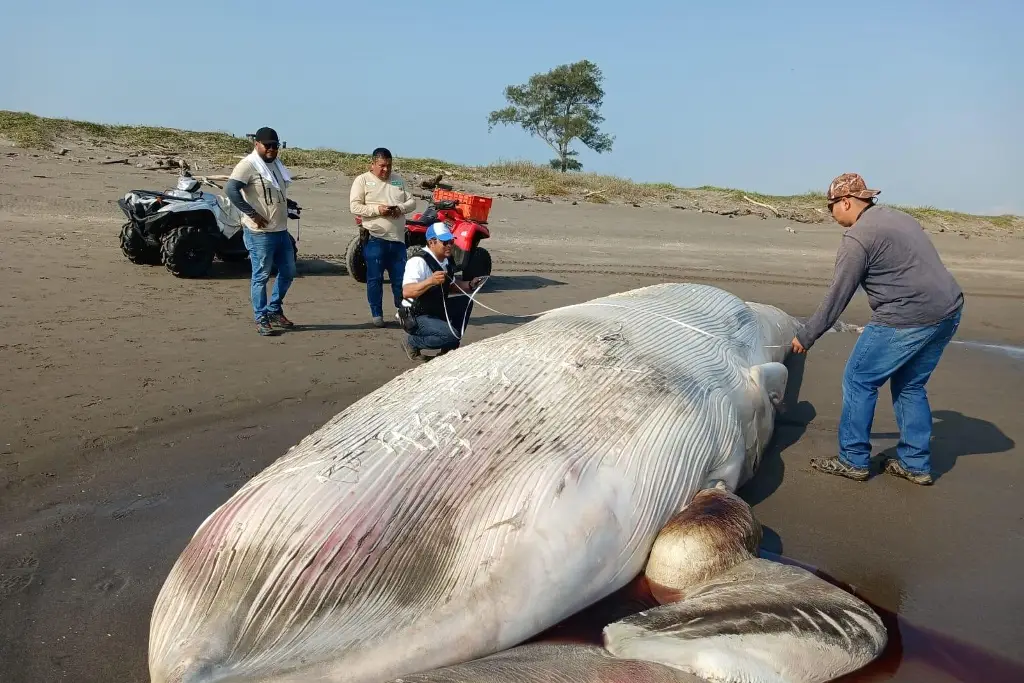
[439,277,787,349]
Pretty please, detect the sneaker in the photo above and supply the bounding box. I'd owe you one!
[884,459,934,486]
[268,311,294,329]
[255,316,276,336]
[809,456,870,481]
[372,316,386,328]
[400,338,423,362]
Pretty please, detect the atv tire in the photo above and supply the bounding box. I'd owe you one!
[462,246,492,281]
[119,222,161,265]
[161,225,215,278]
[346,234,367,283]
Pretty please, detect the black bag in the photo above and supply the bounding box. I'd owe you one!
[397,305,418,333]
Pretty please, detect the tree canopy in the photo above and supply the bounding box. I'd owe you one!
[487,59,614,172]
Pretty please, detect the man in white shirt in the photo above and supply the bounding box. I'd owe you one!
[348,147,418,326]
[398,222,485,361]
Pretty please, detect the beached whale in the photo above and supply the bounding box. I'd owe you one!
[148,282,886,683]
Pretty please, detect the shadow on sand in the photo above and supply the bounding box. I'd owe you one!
[871,409,1015,482]
[479,275,568,292]
[738,351,815,509]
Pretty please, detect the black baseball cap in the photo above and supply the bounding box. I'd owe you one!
[254,127,279,144]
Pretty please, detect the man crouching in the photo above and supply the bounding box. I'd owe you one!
[398,222,485,361]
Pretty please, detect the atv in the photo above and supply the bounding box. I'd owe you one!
[346,191,492,284]
[117,171,301,278]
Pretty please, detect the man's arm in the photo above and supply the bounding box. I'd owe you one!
[796,237,869,349]
[401,257,442,299]
[349,175,383,218]
[452,276,485,293]
[225,162,266,228]
[225,180,257,217]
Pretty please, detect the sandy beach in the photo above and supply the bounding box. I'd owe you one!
[1,141,1022,682]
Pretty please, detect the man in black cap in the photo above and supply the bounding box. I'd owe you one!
[226,127,298,336]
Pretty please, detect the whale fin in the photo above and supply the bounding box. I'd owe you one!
[749,361,788,407]
[386,642,707,682]
[603,558,887,683]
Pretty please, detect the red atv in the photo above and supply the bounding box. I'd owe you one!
[346,190,493,283]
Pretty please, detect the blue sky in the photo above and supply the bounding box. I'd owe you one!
[3,0,1021,215]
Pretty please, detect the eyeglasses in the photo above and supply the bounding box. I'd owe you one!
[827,196,847,212]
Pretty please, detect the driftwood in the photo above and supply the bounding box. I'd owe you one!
[101,158,129,165]
[742,195,781,217]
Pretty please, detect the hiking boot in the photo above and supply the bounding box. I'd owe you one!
[400,338,423,362]
[267,311,294,329]
[255,316,276,336]
[372,316,386,328]
[884,459,934,486]
[809,456,870,481]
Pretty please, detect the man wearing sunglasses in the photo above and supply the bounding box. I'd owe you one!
[397,222,485,362]
[790,173,964,486]
[226,126,298,336]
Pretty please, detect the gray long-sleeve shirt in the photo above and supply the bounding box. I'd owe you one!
[797,205,964,349]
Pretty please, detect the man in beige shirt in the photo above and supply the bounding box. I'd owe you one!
[349,147,418,326]
[226,126,297,336]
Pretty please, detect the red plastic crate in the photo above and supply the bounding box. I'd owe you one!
[432,189,493,223]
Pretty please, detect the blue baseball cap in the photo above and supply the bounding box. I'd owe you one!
[425,222,454,242]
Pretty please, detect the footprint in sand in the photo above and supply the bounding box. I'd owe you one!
[0,554,39,601]
[92,569,128,593]
[108,493,168,520]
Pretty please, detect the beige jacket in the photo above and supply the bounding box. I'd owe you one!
[349,171,417,242]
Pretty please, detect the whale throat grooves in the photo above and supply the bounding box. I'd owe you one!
[148,283,836,683]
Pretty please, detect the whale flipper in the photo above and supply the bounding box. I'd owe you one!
[603,558,887,683]
[388,642,706,682]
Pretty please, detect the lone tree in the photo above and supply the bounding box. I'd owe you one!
[487,59,614,172]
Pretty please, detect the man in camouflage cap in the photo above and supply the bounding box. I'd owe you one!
[790,172,964,486]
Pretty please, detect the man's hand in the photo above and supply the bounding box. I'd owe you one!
[469,277,485,289]
[790,337,807,354]
[249,212,268,229]
[378,205,399,218]
[430,271,446,286]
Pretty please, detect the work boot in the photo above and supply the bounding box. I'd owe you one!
[255,315,276,336]
[372,316,385,328]
[268,310,294,329]
[400,338,423,362]
[809,456,870,481]
[884,459,934,486]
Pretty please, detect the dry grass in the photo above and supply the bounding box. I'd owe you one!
[2,109,1020,234]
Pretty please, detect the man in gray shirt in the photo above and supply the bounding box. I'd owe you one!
[791,173,964,485]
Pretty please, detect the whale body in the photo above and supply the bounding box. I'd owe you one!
[148,283,881,683]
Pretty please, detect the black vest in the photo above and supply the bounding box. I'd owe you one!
[409,252,455,320]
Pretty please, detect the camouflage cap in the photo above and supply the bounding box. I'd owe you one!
[827,173,881,201]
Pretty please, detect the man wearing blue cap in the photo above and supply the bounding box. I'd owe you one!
[398,222,485,361]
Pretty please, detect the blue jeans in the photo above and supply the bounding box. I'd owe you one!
[243,228,296,321]
[838,308,962,473]
[407,297,474,352]
[364,237,407,318]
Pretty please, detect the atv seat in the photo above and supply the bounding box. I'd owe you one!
[406,216,437,227]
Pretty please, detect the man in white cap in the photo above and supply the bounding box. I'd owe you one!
[398,222,485,361]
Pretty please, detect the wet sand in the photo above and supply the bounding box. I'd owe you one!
[1,145,1023,681]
